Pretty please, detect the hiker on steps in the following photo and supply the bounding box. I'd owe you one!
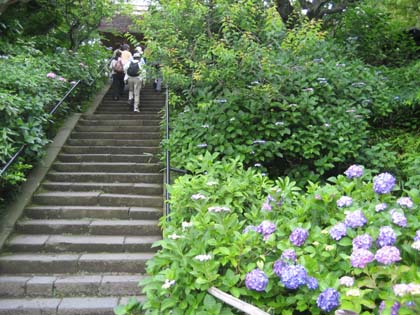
[110,50,125,100]
[124,52,146,113]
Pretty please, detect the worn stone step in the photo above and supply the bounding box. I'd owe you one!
[0,296,145,315]
[42,181,163,195]
[16,219,160,235]
[70,131,161,140]
[0,253,154,273]
[61,145,160,155]
[0,274,146,298]
[46,171,162,183]
[78,119,159,126]
[52,162,162,173]
[25,205,162,220]
[32,192,163,207]
[82,114,161,120]
[57,153,158,163]
[66,139,160,147]
[75,125,160,132]
[6,234,161,253]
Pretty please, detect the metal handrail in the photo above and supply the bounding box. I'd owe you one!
[165,85,171,219]
[0,58,111,177]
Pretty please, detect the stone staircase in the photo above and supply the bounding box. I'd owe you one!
[0,85,165,314]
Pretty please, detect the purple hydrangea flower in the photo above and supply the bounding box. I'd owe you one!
[330,223,347,240]
[415,230,420,242]
[350,248,374,268]
[245,269,268,292]
[243,225,258,233]
[375,203,388,212]
[377,226,397,248]
[281,249,296,262]
[339,276,355,287]
[273,259,288,277]
[316,288,340,312]
[391,211,407,227]
[397,197,414,209]
[261,202,272,211]
[373,172,396,194]
[289,228,309,247]
[279,264,308,290]
[379,301,401,315]
[337,196,353,207]
[344,210,367,228]
[257,221,276,239]
[344,165,364,178]
[375,246,401,265]
[353,234,372,250]
[306,276,318,290]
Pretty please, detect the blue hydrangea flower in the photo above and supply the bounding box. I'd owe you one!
[330,222,347,240]
[350,248,374,268]
[397,197,414,209]
[391,211,407,227]
[316,288,340,312]
[344,210,367,228]
[415,230,420,242]
[337,196,353,207]
[279,264,308,290]
[375,203,388,212]
[352,234,372,250]
[373,172,396,194]
[245,269,268,292]
[243,225,258,234]
[273,259,288,277]
[344,165,364,178]
[377,226,397,248]
[289,228,309,247]
[281,249,296,262]
[257,220,276,239]
[306,276,318,290]
[375,246,401,265]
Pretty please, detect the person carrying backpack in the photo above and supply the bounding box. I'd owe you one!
[110,50,125,100]
[124,52,146,112]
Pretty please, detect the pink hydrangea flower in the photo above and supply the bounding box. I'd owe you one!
[47,72,56,79]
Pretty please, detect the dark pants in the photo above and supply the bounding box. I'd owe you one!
[112,73,125,98]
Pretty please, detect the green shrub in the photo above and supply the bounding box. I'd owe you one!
[0,38,109,203]
[334,4,419,66]
[139,155,420,314]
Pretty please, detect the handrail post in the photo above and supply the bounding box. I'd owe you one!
[165,84,171,220]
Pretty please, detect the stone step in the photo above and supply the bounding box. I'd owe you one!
[52,162,162,173]
[0,274,145,298]
[32,192,163,207]
[57,153,158,163]
[66,139,160,147]
[46,172,162,183]
[75,125,160,132]
[15,219,160,235]
[0,253,154,273]
[70,131,161,139]
[61,145,160,154]
[25,206,162,220]
[82,114,161,120]
[6,234,161,253]
[42,182,163,195]
[78,119,159,126]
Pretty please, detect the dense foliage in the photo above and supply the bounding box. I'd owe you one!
[0,1,113,206]
[137,154,420,314]
[141,0,419,186]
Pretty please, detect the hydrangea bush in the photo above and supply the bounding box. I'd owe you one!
[139,156,420,315]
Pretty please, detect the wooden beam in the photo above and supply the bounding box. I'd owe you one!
[207,287,270,315]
